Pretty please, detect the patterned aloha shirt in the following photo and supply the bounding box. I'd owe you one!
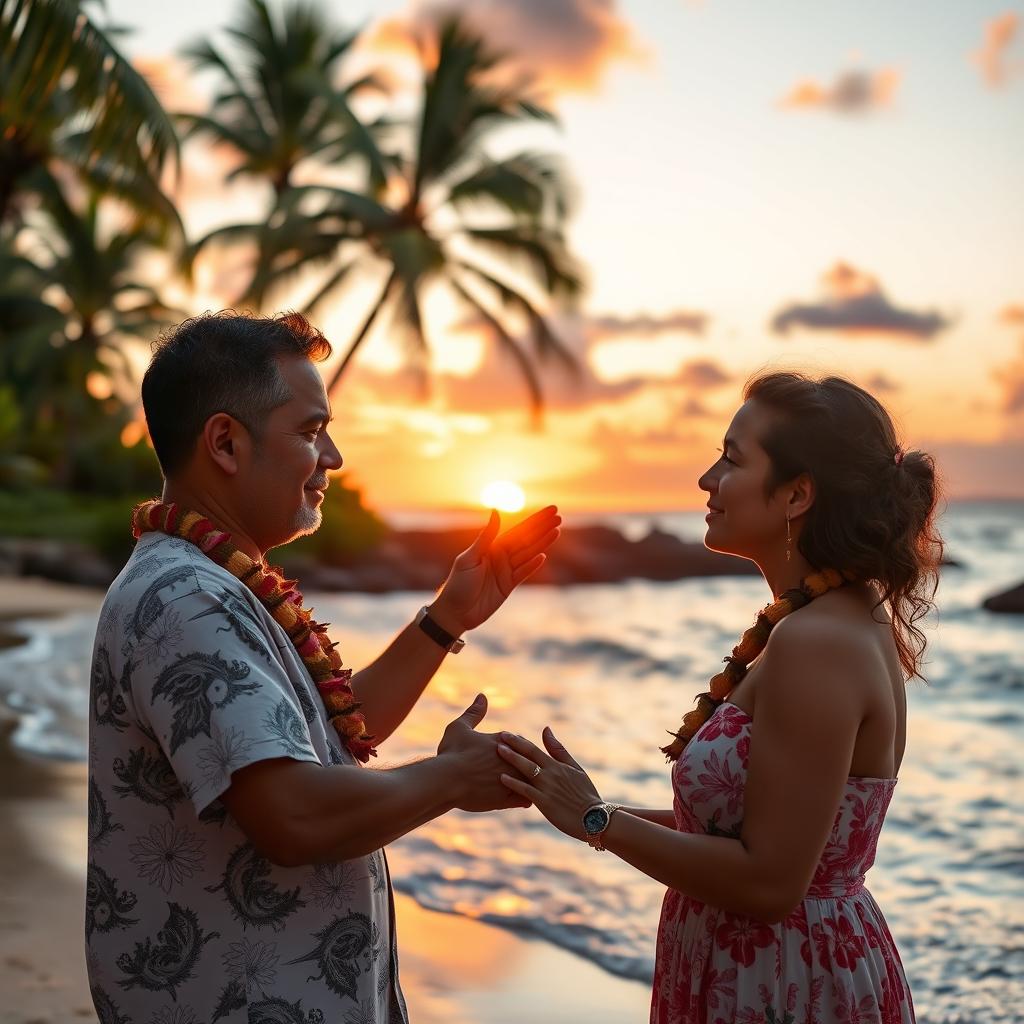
[86,531,408,1024]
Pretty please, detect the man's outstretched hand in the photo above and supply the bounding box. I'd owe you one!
[431,505,560,634]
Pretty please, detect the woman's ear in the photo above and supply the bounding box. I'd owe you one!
[789,472,815,519]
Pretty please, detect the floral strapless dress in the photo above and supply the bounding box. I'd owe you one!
[651,702,915,1024]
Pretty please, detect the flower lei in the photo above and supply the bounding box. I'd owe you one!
[661,567,855,761]
[132,499,376,763]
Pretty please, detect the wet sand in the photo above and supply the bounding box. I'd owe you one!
[0,578,651,1023]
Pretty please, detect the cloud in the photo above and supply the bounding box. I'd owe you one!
[676,359,731,389]
[343,322,734,423]
[863,372,901,395]
[999,304,1024,326]
[972,12,1022,88]
[778,68,900,113]
[993,341,1024,415]
[771,262,951,341]
[365,0,645,95]
[587,310,708,339]
[680,395,713,418]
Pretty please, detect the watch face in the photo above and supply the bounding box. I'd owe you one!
[583,806,609,835]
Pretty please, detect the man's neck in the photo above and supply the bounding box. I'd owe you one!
[159,484,264,562]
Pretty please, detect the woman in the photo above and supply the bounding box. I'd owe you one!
[498,372,941,1023]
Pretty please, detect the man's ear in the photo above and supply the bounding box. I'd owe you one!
[201,413,246,476]
[788,472,815,520]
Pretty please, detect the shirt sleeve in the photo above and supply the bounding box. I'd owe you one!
[129,584,321,815]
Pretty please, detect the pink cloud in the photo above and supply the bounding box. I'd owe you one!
[772,262,951,341]
[364,0,645,96]
[972,12,1022,88]
[778,68,901,114]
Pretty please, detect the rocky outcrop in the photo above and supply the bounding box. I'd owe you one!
[279,525,757,592]
[0,526,758,594]
[982,581,1024,614]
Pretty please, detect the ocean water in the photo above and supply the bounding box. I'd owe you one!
[2,502,1022,1022]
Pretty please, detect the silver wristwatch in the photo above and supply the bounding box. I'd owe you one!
[582,802,621,851]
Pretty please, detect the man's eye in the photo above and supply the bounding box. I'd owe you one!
[717,447,735,465]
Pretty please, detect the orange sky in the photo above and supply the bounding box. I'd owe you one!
[116,0,1024,512]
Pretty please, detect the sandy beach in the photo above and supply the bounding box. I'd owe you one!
[0,577,651,1024]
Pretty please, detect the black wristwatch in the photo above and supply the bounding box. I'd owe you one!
[415,606,465,654]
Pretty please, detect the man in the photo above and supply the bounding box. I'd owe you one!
[86,311,560,1023]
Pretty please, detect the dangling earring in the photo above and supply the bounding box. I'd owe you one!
[786,512,792,562]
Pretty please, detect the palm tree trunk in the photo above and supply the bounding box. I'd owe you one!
[324,269,398,395]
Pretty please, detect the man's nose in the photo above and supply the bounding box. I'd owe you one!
[320,433,343,469]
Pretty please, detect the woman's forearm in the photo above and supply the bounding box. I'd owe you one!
[600,811,790,923]
[621,806,676,828]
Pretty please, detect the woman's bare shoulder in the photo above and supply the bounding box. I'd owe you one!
[757,594,883,706]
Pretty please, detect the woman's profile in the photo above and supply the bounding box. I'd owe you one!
[498,371,941,1023]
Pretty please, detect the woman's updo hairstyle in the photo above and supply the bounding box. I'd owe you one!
[744,371,943,679]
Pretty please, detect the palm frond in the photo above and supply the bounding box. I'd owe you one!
[0,0,180,179]
[446,153,571,222]
[455,260,579,374]
[449,275,543,427]
[463,226,584,300]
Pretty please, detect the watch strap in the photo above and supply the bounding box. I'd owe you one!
[416,606,465,653]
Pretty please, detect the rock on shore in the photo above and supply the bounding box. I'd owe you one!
[0,526,756,593]
[982,581,1024,614]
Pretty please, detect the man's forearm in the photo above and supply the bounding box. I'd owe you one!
[351,603,463,744]
[283,756,457,864]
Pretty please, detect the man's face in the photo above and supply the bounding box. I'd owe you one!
[236,355,343,553]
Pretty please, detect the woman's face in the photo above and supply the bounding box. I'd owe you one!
[698,399,791,562]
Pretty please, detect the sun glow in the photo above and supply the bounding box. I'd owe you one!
[480,480,526,513]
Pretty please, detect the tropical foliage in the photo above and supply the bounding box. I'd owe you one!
[1,0,183,492]
[0,0,179,228]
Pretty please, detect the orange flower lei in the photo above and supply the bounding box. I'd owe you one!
[132,499,376,762]
[661,567,855,761]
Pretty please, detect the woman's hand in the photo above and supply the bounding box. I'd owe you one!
[497,727,602,841]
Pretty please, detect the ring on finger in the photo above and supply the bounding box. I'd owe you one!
[531,764,542,778]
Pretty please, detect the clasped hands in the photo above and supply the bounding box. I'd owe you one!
[436,694,602,841]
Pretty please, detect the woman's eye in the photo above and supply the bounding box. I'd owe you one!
[716,447,735,466]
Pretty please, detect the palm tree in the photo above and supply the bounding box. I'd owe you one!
[10,182,184,487]
[178,0,390,198]
[194,17,583,423]
[0,0,180,229]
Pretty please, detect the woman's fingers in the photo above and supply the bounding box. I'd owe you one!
[500,773,540,801]
[499,731,557,769]
[542,726,583,770]
[498,742,543,779]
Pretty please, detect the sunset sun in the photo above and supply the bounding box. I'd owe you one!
[480,480,526,513]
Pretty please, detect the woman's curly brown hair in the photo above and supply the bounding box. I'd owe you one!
[744,371,944,679]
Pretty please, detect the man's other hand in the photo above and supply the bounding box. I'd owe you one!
[437,694,531,812]
[431,505,561,634]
